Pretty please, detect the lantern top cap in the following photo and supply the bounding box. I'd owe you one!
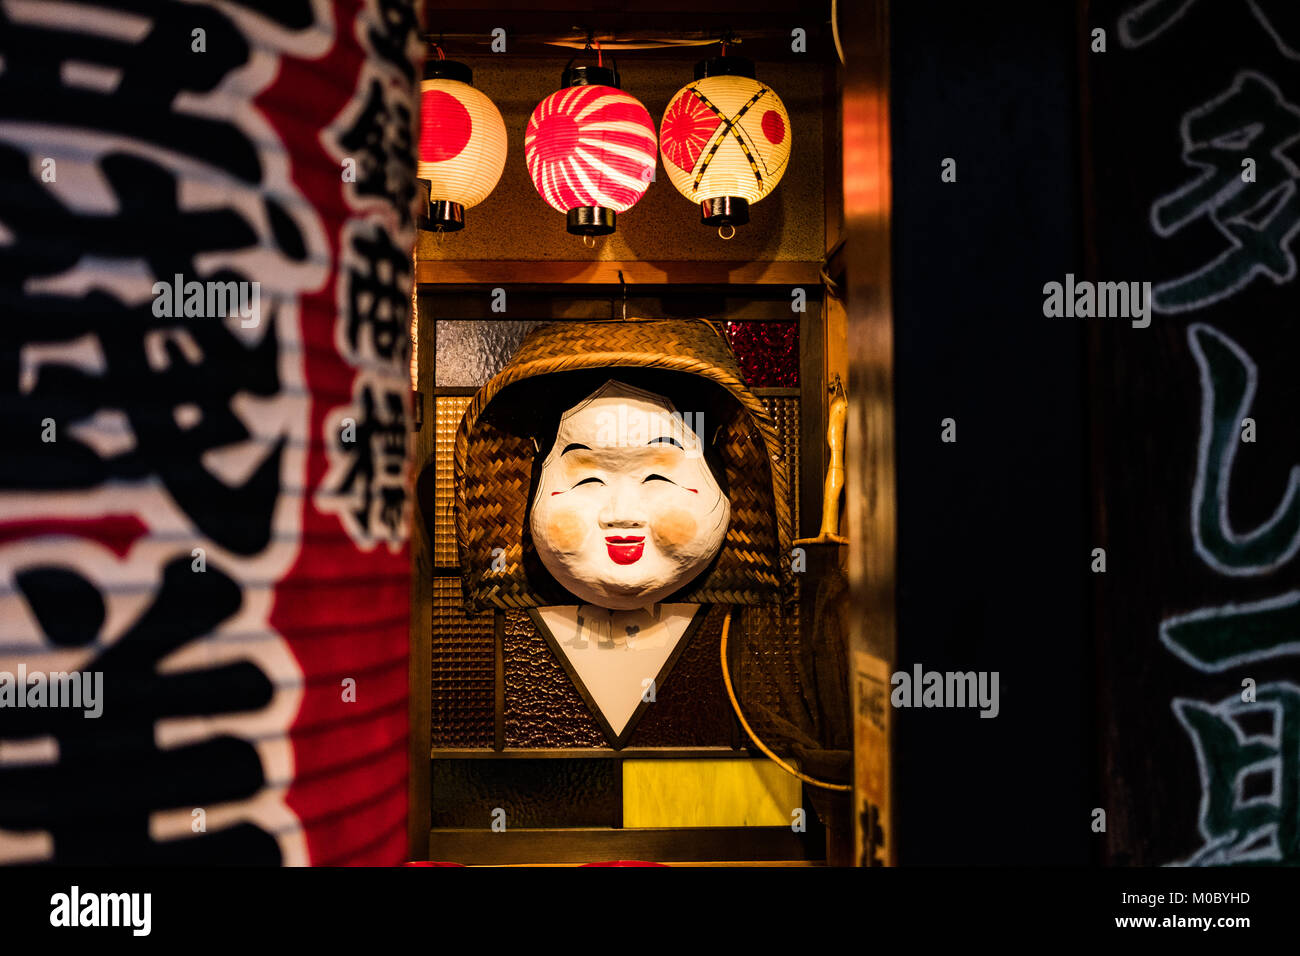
[694,54,756,80]
[561,62,620,89]
[424,59,473,84]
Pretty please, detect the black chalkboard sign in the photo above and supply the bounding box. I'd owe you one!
[1085,0,1300,865]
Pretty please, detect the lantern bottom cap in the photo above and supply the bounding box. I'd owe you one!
[567,206,617,236]
[700,196,750,227]
[422,200,465,233]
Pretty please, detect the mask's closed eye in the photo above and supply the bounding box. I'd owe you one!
[571,476,605,489]
[643,474,699,493]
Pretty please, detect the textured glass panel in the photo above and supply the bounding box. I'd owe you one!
[724,321,798,387]
[431,759,618,828]
[739,398,804,747]
[434,320,547,387]
[434,395,473,567]
[730,601,804,748]
[431,577,495,748]
[626,606,733,747]
[503,610,606,748]
[760,394,800,536]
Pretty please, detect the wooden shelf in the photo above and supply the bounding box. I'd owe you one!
[416,259,822,286]
[431,747,751,760]
[428,826,819,865]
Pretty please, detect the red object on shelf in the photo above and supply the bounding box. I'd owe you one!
[581,861,669,867]
[402,861,466,867]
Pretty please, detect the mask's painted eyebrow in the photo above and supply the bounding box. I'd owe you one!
[647,436,684,449]
[561,443,591,455]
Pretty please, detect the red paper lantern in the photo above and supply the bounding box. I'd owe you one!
[524,61,657,237]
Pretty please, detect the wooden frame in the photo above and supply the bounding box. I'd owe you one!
[842,0,896,866]
[416,260,822,287]
[429,826,816,866]
[407,280,436,860]
[409,3,852,862]
[412,297,824,863]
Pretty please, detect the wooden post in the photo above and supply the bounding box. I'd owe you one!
[407,287,434,860]
[842,0,897,867]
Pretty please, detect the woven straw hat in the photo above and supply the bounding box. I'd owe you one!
[454,318,792,611]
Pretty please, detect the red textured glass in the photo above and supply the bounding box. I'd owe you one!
[724,321,799,388]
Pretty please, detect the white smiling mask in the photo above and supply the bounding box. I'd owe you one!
[529,381,731,610]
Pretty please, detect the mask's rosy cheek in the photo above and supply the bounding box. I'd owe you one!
[651,508,698,550]
[544,506,587,553]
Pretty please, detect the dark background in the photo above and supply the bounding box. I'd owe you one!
[891,0,1093,864]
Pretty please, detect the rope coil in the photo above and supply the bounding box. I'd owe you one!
[719,609,852,792]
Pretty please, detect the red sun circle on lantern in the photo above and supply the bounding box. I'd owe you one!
[761,109,785,145]
[660,92,716,175]
[420,89,472,162]
[531,112,579,165]
[525,84,657,215]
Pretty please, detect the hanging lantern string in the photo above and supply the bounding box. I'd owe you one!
[593,37,602,67]
[432,43,445,60]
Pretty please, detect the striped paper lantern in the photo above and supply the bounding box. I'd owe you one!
[524,64,657,237]
[418,60,507,232]
[660,56,792,232]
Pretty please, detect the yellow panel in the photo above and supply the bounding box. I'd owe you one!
[622,759,800,829]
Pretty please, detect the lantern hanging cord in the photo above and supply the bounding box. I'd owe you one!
[719,609,852,792]
[582,32,603,67]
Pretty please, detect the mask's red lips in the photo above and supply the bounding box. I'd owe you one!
[605,535,645,565]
